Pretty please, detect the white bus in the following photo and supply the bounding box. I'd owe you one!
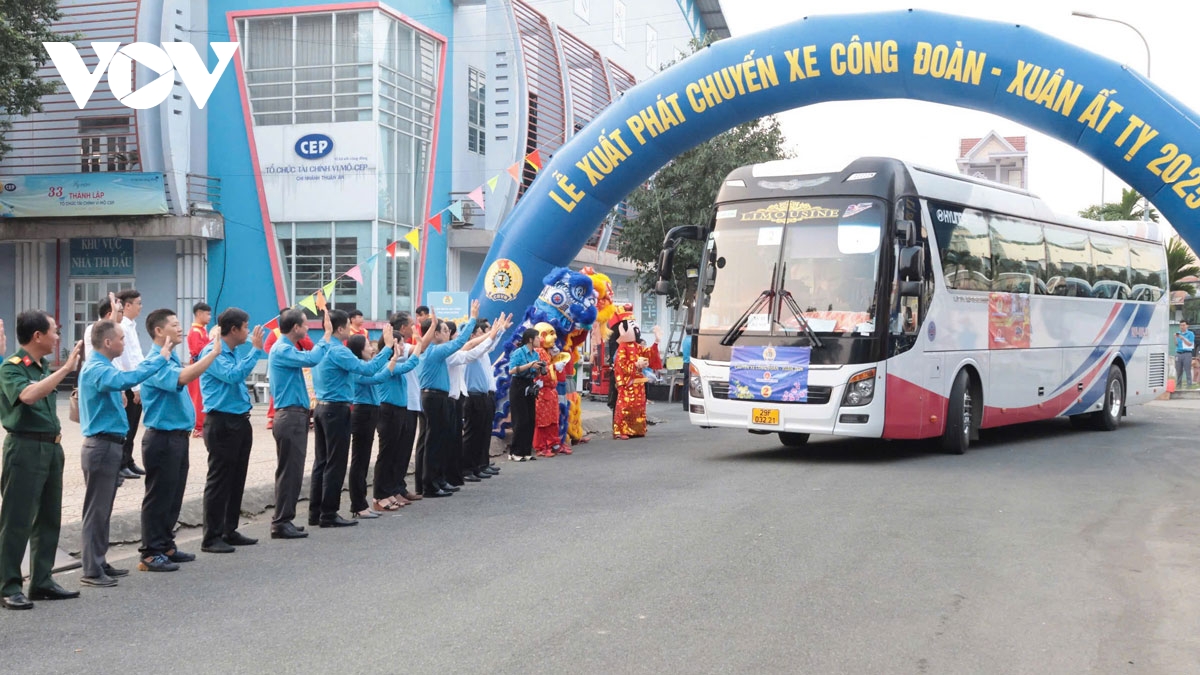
[657,157,1170,453]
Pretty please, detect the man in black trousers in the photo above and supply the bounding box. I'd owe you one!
[197,309,265,554]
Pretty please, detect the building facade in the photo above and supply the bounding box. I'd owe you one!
[957,132,1028,189]
[0,0,724,352]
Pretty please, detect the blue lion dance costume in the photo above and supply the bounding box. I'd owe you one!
[492,267,597,441]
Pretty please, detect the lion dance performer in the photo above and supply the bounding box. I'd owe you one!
[532,323,562,457]
[608,305,661,440]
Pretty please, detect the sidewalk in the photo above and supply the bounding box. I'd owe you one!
[0,396,628,556]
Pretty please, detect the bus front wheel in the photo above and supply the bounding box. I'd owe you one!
[942,370,976,455]
[779,432,810,447]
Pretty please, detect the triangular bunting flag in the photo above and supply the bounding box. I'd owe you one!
[386,241,399,256]
[345,265,363,284]
[263,317,279,331]
[314,288,327,312]
[525,150,543,171]
[448,200,464,221]
[299,295,317,313]
[404,227,420,251]
[487,175,499,193]
[361,254,377,273]
[426,212,443,235]
[322,280,336,298]
[506,162,523,182]
[467,187,485,211]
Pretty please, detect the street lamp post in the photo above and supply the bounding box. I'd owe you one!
[1072,11,1153,221]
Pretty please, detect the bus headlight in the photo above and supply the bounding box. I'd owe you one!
[842,368,876,406]
[688,362,704,399]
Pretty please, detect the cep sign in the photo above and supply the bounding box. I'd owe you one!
[295,134,334,160]
[43,41,239,110]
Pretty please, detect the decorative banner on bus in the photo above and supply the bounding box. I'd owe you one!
[729,345,811,402]
[988,292,1032,349]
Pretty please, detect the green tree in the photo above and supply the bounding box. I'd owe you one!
[0,0,65,160]
[1078,187,1158,222]
[1167,236,1199,294]
[615,39,790,307]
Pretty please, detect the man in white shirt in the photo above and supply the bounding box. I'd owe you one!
[445,317,508,484]
[83,298,118,363]
[113,289,147,478]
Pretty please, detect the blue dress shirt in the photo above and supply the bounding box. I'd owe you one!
[375,353,423,407]
[199,342,266,414]
[79,351,167,437]
[312,341,392,403]
[465,344,498,394]
[417,319,476,392]
[508,344,538,374]
[353,368,395,406]
[140,351,194,431]
[269,336,328,409]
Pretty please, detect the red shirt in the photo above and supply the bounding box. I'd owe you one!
[187,323,209,362]
[265,328,314,353]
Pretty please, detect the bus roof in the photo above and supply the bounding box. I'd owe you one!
[722,157,1165,244]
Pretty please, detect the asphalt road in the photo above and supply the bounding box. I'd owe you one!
[3,402,1199,674]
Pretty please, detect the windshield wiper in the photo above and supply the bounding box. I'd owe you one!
[777,289,824,348]
[719,289,774,347]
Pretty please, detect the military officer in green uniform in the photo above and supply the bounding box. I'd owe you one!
[0,311,83,610]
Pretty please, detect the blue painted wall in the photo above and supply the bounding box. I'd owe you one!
[206,0,455,325]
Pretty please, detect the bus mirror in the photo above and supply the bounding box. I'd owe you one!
[899,280,922,297]
[896,219,917,246]
[899,245,924,281]
[655,247,676,295]
[654,279,672,295]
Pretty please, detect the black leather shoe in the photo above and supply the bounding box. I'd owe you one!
[472,471,491,480]
[223,531,258,546]
[294,525,305,532]
[462,473,481,482]
[307,515,320,527]
[29,583,79,601]
[319,515,358,528]
[201,540,235,554]
[422,488,452,498]
[129,463,146,476]
[437,481,460,492]
[1,593,33,609]
[119,467,140,479]
[165,548,196,563]
[488,464,501,472]
[483,467,500,475]
[79,575,118,587]
[270,523,309,539]
[102,564,129,578]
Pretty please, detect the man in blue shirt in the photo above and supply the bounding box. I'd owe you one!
[309,309,395,527]
[416,300,478,497]
[267,308,332,539]
[373,313,437,510]
[197,308,265,554]
[1176,321,1195,388]
[78,319,171,587]
[136,309,222,573]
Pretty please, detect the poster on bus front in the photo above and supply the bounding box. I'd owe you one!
[728,345,811,402]
[988,292,1031,349]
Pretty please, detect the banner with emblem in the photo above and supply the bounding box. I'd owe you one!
[728,345,811,402]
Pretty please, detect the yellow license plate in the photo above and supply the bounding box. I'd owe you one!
[752,408,780,425]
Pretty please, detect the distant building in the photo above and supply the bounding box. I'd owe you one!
[957,132,1027,189]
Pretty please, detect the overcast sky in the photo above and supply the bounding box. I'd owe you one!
[722,0,1197,224]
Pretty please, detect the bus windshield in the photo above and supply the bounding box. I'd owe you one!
[699,197,885,334]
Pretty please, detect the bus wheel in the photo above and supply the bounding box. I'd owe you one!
[942,370,974,455]
[779,432,810,447]
[1094,365,1124,431]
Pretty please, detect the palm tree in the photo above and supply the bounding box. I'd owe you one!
[1168,237,1200,293]
[1078,188,1159,222]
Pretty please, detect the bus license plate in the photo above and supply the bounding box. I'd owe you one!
[752,408,780,425]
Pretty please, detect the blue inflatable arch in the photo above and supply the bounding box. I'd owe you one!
[472,9,1200,322]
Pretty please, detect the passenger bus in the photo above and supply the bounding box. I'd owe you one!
[656,157,1170,453]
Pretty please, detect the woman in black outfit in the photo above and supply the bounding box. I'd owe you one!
[507,328,542,461]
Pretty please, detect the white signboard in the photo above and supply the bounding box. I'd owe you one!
[255,120,378,222]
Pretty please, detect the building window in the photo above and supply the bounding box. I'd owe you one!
[378,18,441,227]
[612,0,626,47]
[276,221,370,313]
[79,116,134,172]
[237,12,375,126]
[468,67,486,155]
[645,25,658,72]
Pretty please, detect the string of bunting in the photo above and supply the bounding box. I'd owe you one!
[272,149,546,328]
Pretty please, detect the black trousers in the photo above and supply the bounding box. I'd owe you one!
[419,391,452,493]
[375,404,415,499]
[123,390,143,469]
[446,397,466,485]
[139,428,189,557]
[271,407,309,527]
[349,404,379,513]
[202,412,252,545]
[413,410,428,494]
[509,390,537,457]
[310,402,352,522]
[463,392,494,471]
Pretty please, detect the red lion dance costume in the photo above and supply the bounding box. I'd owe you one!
[609,306,660,440]
[532,322,562,457]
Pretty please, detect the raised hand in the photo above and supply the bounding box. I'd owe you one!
[251,325,265,351]
[652,325,663,341]
[470,299,480,319]
[109,291,123,317]
[322,310,333,339]
[383,324,396,348]
[160,340,173,360]
[209,326,224,352]
[64,341,83,370]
